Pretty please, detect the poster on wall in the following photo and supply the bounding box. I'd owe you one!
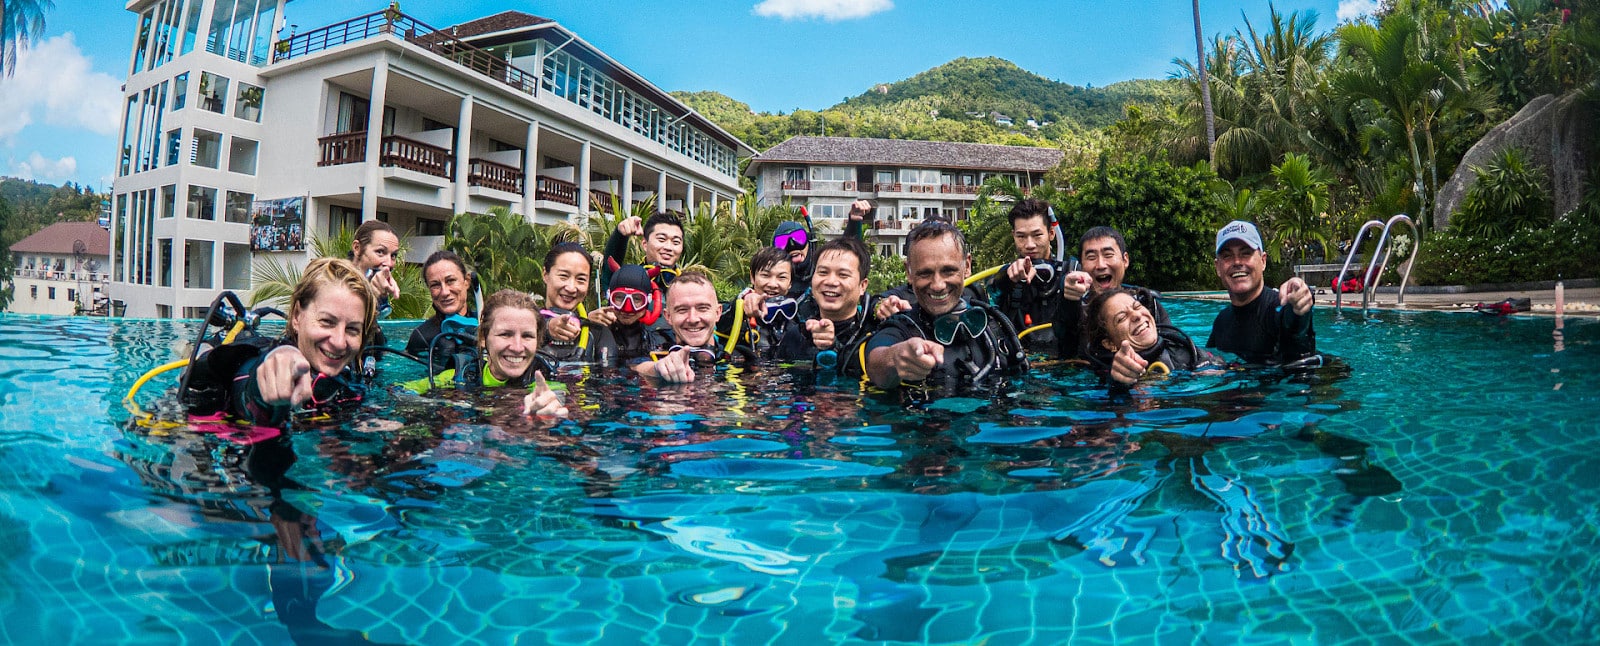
[250,196,307,252]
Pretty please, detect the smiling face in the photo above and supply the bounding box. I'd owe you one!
[352,230,400,274]
[907,232,970,317]
[483,306,540,382]
[1098,291,1159,352]
[810,248,866,321]
[1215,239,1267,305]
[291,287,366,377]
[425,261,469,317]
[1080,235,1128,292]
[1011,214,1052,260]
[643,223,684,267]
[665,279,721,347]
[544,251,592,311]
[751,260,792,298]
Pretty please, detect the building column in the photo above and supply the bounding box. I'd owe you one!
[453,94,473,214]
[620,157,634,216]
[657,171,667,214]
[577,140,592,218]
[361,58,389,221]
[709,191,718,215]
[521,120,539,218]
[686,181,697,213]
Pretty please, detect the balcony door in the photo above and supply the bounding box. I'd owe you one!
[335,92,395,135]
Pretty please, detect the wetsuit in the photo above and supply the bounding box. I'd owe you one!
[183,337,365,427]
[865,299,1029,391]
[988,258,1066,353]
[1052,285,1170,361]
[538,309,620,369]
[610,318,668,366]
[775,295,878,374]
[405,311,471,375]
[1085,323,1221,386]
[717,292,799,362]
[1206,287,1317,365]
[786,219,865,299]
[401,355,557,394]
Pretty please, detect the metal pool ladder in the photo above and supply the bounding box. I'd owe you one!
[1335,214,1420,317]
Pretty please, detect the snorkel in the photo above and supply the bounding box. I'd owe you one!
[1048,205,1069,267]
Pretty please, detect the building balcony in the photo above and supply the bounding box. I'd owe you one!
[468,158,524,193]
[941,184,979,195]
[870,218,921,235]
[14,268,110,282]
[275,9,539,98]
[874,182,901,193]
[781,180,811,191]
[317,132,453,179]
[535,176,579,207]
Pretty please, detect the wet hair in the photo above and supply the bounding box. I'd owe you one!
[1083,287,1136,353]
[1007,198,1052,228]
[422,250,469,281]
[288,257,379,345]
[906,219,968,258]
[350,220,399,262]
[476,289,541,349]
[748,247,792,278]
[1080,226,1127,256]
[643,212,683,240]
[814,236,871,277]
[543,241,593,273]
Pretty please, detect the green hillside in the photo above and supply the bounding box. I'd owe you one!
[674,57,1181,151]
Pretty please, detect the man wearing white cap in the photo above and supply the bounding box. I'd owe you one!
[1207,220,1317,364]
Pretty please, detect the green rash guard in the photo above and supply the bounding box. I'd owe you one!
[400,361,565,395]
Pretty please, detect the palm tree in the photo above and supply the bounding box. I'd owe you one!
[1193,0,1216,158]
[1260,153,1332,266]
[251,226,430,318]
[1,0,51,77]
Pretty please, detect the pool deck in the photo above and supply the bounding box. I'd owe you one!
[1170,283,1600,318]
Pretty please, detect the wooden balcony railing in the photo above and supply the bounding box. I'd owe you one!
[468,158,524,193]
[781,180,811,190]
[874,182,902,192]
[380,135,452,178]
[536,176,579,206]
[319,131,367,166]
[274,9,539,97]
[941,184,979,194]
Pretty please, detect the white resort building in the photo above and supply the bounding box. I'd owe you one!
[109,1,753,318]
[7,222,112,317]
[746,136,1064,256]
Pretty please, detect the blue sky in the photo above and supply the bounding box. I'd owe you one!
[0,0,1373,190]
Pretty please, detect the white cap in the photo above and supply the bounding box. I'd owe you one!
[1215,220,1264,254]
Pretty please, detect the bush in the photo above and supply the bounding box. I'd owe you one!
[1451,147,1552,238]
[1411,207,1600,285]
[1060,156,1221,291]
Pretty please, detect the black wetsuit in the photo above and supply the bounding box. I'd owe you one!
[989,258,1066,353]
[183,337,365,427]
[600,229,675,294]
[537,309,620,369]
[611,318,668,366]
[717,295,794,363]
[775,296,878,374]
[864,300,1028,391]
[1206,287,1317,365]
[1052,285,1170,361]
[405,311,471,375]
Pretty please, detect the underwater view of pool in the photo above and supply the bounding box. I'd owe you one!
[0,300,1594,644]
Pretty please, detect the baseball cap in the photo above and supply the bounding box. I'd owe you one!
[1215,220,1264,254]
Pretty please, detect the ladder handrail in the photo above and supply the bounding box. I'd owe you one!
[1334,219,1386,313]
[1366,214,1419,309]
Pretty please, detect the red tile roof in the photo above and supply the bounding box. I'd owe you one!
[9,222,110,256]
[442,11,553,40]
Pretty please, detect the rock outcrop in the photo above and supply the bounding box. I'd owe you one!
[1434,90,1594,230]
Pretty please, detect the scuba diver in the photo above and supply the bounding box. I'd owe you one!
[405,250,479,375]
[585,263,668,364]
[402,289,568,418]
[1209,220,1318,366]
[600,212,683,294]
[1082,288,1222,387]
[633,270,732,383]
[1051,225,1170,361]
[775,199,868,299]
[538,241,619,368]
[776,236,879,374]
[182,258,377,427]
[987,199,1069,354]
[719,247,795,362]
[864,221,1028,391]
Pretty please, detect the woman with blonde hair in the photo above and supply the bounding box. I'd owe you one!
[403,289,567,418]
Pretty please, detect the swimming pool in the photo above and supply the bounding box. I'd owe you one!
[0,301,1594,644]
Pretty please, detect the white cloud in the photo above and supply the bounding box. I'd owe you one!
[753,0,892,21]
[1337,0,1381,22]
[8,152,79,182]
[0,34,122,143]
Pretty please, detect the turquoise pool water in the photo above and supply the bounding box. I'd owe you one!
[0,302,1595,644]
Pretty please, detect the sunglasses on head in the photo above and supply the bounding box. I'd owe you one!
[760,297,799,324]
[607,288,651,313]
[773,228,809,252]
[649,345,719,364]
[932,307,988,345]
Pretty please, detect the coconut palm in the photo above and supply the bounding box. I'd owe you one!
[1260,153,1332,266]
[1,0,51,78]
[1192,0,1216,157]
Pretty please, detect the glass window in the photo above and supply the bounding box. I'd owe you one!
[48,287,56,300]
[187,185,217,220]
[225,191,253,223]
[165,128,182,166]
[198,72,228,113]
[415,218,446,236]
[336,92,369,134]
[131,10,153,74]
[119,96,138,176]
[328,205,360,237]
[184,239,214,289]
[234,83,262,121]
[809,166,850,182]
[160,185,176,218]
[192,129,221,168]
[180,0,202,55]
[158,239,172,287]
[171,72,188,110]
[228,137,258,175]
